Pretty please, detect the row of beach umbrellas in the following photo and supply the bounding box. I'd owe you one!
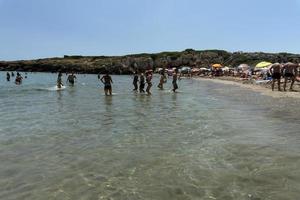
[157,61,287,73]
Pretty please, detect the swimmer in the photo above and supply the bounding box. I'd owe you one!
[67,72,77,86]
[100,72,113,96]
[57,72,64,88]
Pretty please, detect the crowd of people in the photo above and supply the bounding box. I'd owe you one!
[97,69,179,96]
[6,71,26,84]
[5,61,299,95]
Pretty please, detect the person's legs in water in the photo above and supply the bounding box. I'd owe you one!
[146,83,152,95]
[104,86,108,96]
[290,76,295,91]
[140,83,145,93]
[272,79,275,91]
[283,76,288,91]
[278,78,281,91]
[173,82,178,92]
[109,86,112,96]
[133,82,138,91]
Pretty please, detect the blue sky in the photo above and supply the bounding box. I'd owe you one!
[0,0,300,60]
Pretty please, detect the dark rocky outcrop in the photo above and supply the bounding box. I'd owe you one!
[0,49,299,74]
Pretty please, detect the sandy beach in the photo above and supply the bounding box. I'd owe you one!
[195,76,300,99]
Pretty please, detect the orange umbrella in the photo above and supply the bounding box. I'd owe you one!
[212,64,222,68]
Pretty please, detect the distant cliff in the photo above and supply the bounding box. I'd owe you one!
[0,49,299,74]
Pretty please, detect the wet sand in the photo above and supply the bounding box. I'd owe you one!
[195,76,300,99]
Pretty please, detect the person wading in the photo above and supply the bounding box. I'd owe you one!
[269,63,282,91]
[100,72,113,96]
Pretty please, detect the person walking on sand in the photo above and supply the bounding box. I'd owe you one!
[269,63,282,91]
[67,72,77,86]
[133,71,139,91]
[172,69,179,92]
[282,62,298,91]
[6,72,10,81]
[57,72,63,88]
[157,71,167,90]
[146,71,153,95]
[100,72,113,96]
[139,73,145,93]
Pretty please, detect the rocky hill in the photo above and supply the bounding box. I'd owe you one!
[0,49,299,74]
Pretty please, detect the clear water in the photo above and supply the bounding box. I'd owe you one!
[0,72,300,200]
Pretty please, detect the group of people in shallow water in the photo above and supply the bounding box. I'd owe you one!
[56,72,77,88]
[132,69,179,95]
[269,62,299,91]
[6,72,27,84]
[54,69,180,96]
[97,69,179,96]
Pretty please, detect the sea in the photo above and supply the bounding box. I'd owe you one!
[0,72,300,200]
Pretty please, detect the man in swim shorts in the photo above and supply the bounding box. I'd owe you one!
[283,62,298,91]
[67,72,77,86]
[100,72,113,96]
[269,63,282,91]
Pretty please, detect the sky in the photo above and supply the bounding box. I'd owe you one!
[0,0,300,61]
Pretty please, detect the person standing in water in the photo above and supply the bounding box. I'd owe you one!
[282,62,298,91]
[172,69,179,92]
[6,72,10,81]
[67,72,77,86]
[269,63,282,91]
[139,73,145,93]
[11,72,15,77]
[133,71,139,91]
[15,72,23,85]
[146,71,153,95]
[100,72,113,96]
[157,71,167,90]
[57,72,63,88]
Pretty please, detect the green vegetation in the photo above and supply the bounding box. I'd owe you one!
[0,49,299,74]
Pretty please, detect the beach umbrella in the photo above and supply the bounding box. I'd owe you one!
[200,67,209,71]
[256,61,272,68]
[237,64,250,71]
[212,64,222,68]
[222,66,230,71]
[192,68,201,72]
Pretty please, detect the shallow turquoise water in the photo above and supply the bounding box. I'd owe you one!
[0,72,300,200]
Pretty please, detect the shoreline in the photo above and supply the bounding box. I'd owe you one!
[194,76,300,99]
